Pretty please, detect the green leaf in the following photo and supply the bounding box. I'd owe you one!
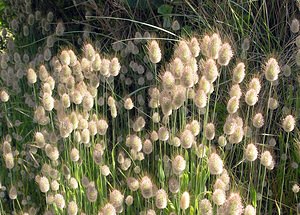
[158,4,173,16]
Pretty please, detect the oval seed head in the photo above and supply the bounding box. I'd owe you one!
[84,43,95,61]
[172,155,186,175]
[229,84,242,100]
[252,113,264,128]
[204,59,218,83]
[110,189,124,208]
[125,195,133,206]
[148,40,161,64]
[100,59,111,76]
[180,191,190,210]
[205,123,215,140]
[175,40,192,63]
[0,90,9,102]
[228,126,244,144]
[199,199,213,215]
[155,189,168,209]
[101,165,110,176]
[208,153,223,175]
[180,129,194,149]
[249,77,261,94]
[214,178,226,190]
[54,194,65,209]
[218,43,233,66]
[140,176,153,199]
[34,132,46,148]
[110,57,121,76]
[162,71,175,90]
[292,184,300,193]
[86,183,98,202]
[39,176,50,193]
[9,186,17,200]
[260,151,273,168]
[223,192,244,215]
[264,58,280,82]
[168,176,180,193]
[101,203,116,215]
[208,33,222,59]
[212,189,226,206]
[158,127,169,141]
[227,96,239,114]
[233,63,245,83]
[170,57,184,79]
[188,120,201,136]
[143,139,153,155]
[124,97,134,110]
[4,152,14,169]
[201,35,210,57]
[127,177,139,191]
[181,66,195,88]
[245,89,258,106]
[291,18,300,33]
[244,143,258,162]
[218,135,227,147]
[70,148,80,162]
[27,68,37,84]
[244,205,256,215]
[282,115,295,132]
[282,64,291,77]
[189,37,200,57]
[198,76,211,94]
[60,50,70,66]
[55,22,65,36]
[194,89,207,108]
[67,201,78,215]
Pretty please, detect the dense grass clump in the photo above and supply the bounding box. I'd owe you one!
[0,0,299,215]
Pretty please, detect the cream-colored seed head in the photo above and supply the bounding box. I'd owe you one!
[244,143,258,162]
[148,40,161,64]
[282,115,295,132]
[172,155,186,175]
[180,191,190,210]
[208,153,223,175]
[233,62,245,83]
[218,43,233,66]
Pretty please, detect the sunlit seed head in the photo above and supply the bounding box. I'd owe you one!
[200,35,210,57]
[162,71,175,90]
[244,205,256,215]
[218,43,233,66]
[228,126,244,144]
[204,59,218,83]
[124,97,134,110]
[176,40,192,63]
[60,50,70,66]
[292,184,300,193]
[218,135,227,147]
[208,33,222,59]
[51,180,59,191]
[233,63,245,83]
[214,178,226,191]
[180,191,190,210]
[189,37,200,57]
[150,130,159,142]
[252,113,264,128]
[199,199,213,215]
[213,189,226,206]
[227,96,239,114]
[9,186,17,200]
[27,68,37,84]
[245,89,258,106]
[172,155,186,175]
[282,115,295,132]
[101,203,116,215]
[86,183,98,202]
[208,153,223,175]
[0,90,9,102]
[54,194,65,209]
[152,112,160,123]
[291,18,300,33]
[70,148,80,162]
[194,89,207,108]
[181,66,195,88]
[140,176,153,199]
[248,78,261,94]
[110,189,124,208]
[155,189,168,209]
[188,120,201,136]
[110,57,121,76]
[244,143,258,162]
[224,192,244,215]
[127,177,139,191]
[67,201,78,215]
[158,127,169,141]
[4,152,14,169]
[125,195,133,206]
[148,40,161,64]
[38,176,50,193]
[45,144,59,161]
[229,84,242,100]
[264,58,280,82]
[170,57,184,79]
[180,129,194,149]
[205,123,215,140]
[260,151,273,168]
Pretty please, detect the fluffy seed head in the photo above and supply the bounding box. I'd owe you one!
[170,57,184,79]
[244,143,258,162]
[155,189,168,209]
[180,129,194,149]
[143,139,153,155]
[125,195,133,206]
[228,126,244,144]
[189,37,200,57]
[229,84,242,99]
[218,43,233,66]
[282,115,295,132]
[253,113,264,128]
[233,63,245,83]
[212,189,226,206]
[244,205,256,215]
[0,90,9,102]
[218,135,227,147]
[172,155,186,175]
[227,96,239,114]
[291,18,299,33]
[140,176,153,199]
[261,151,274,168]
[127,177,139,191]
[168,176,180,193]
[101,203,116,215]
[245,89,258,106]
[110,189,124,208]
[205,123,215,140]
[9,186,17,200]
[194,89,207,108]
[148,40,161,64]
[181,66,195,88]
[204,59,218,83]
[27,68,37,84]
[67,201,78,215]
[292,184,300,193]
[124,98,134,110]
[176,40,192,63]
[264,58,280,82]
[208,33,222,59]
[158,127,169,141]
[162,71,175,90]
[249,78,261,94]
[39,176,50,193]
[208,153,223,175]
[54,194,65,209]
[180,191,190,210]
[223,193,244,215]
[110,57,121,76]
[199,199,213,215]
